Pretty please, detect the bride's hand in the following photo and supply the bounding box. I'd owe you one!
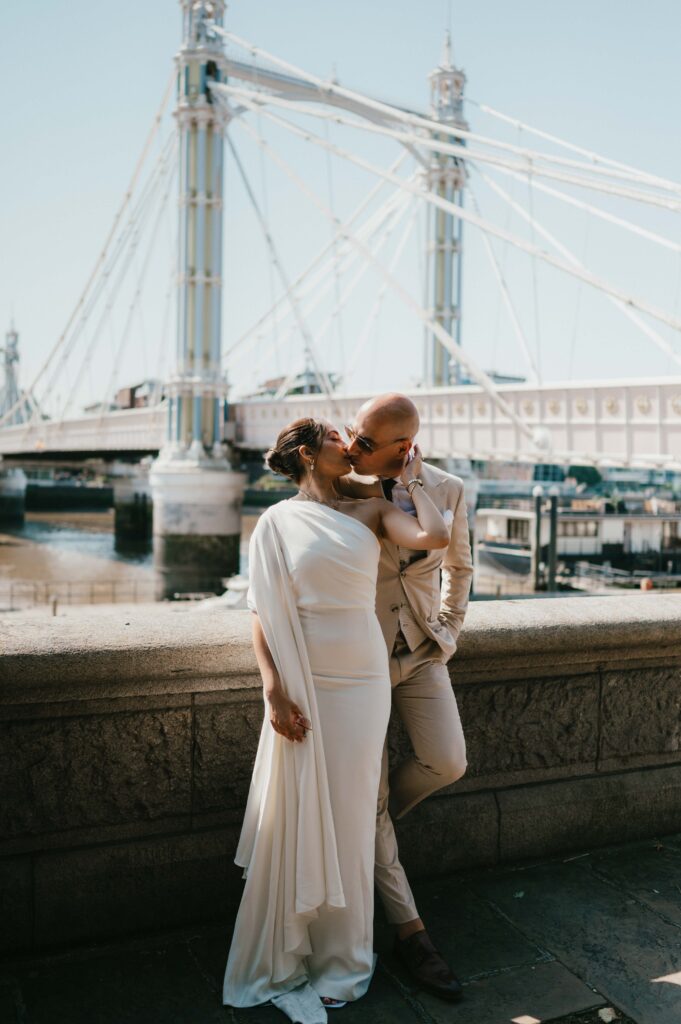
[267,691,311,743]
[399,443,423,486]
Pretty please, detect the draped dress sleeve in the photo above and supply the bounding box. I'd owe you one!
[230,504,345,984]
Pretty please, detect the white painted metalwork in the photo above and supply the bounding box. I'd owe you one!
[4,7,681,474]
[2,381,681,469]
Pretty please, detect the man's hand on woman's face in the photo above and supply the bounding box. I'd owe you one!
[399,443,423,486]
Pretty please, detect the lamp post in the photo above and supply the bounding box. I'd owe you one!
[547,484,560,592]
[532,484,544,591]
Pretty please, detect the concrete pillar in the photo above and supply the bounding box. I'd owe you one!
[111,460,153,549]
[0,467,27,525]
[150,452,246,598]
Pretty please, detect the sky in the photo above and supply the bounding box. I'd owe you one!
[2,0,681,415]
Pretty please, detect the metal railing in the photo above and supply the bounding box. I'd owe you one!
[0,577,159,610]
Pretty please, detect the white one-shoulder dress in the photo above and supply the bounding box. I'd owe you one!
[223,498,391,1008]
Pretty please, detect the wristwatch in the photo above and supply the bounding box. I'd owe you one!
[406,477,423,495]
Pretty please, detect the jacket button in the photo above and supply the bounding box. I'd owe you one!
[390,604,399,613]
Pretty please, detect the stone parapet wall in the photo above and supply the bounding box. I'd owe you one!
[2,594,681,954]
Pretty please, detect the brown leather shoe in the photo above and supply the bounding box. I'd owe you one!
[394,930,463,1002]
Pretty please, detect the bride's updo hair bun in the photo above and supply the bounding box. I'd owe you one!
[265,418,326,483]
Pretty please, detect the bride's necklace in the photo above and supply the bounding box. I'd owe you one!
[298,487,343,510]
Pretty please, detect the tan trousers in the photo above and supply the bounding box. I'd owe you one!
[374,633,467,925]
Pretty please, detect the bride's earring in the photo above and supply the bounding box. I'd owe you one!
[309,459,315,473]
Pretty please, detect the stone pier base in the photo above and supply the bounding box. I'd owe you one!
[149,451,247,599]
[111,463,153,549]
[0,467,27,525]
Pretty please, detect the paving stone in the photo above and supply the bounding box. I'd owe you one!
[376,873,549,984]
[587,839,681,925]
[0,982,19,1024]
[543,1008,637,1024]
[419,961,604,1024]
[17,943,229,1024]
[470,859,681,1024]
[194,927,422,1024]
[0,856,32,953]
[34,828,242,947]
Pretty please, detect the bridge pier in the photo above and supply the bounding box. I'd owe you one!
[149,451,246,599]
[0,466,27,525]
[110,460,153,551]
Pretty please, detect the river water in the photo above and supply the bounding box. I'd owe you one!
[0,510,259,609]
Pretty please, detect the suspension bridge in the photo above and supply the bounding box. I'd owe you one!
[2,0,681,592]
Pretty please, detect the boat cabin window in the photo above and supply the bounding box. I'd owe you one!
[507,519,530,543]
[663,521,681,548]
[559,520,598,537]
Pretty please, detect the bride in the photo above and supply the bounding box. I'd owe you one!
[222,417,449,1023]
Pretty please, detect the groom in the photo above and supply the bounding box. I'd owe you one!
[341,393,473,1002]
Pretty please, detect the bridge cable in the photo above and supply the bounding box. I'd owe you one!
[343,197,421,390]
[474,164,681,372]
[0,71,175,431]
[482,163,681,255]
[467,183,540,382]
[95,149,178,429]
[232,95,681,338]
[53,135,178,424]
[225,134,338,404]
[213,40,679,199]
[21,131,176,429]
[466,99,681,196]
[223,97,537,444]
[219,145,408,362]
[213,81,681,214]
[214,35,681,198]
[525,151,543,381]
[234,187,412,391]
[226,186,410,377]
[269,191,414,398]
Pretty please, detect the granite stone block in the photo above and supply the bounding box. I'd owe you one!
[388,673,599,787]
[498,763,681,861]
[34,828,242,947]
[0,709,191,839]
[0,856,32,953]
[600,666,681,766]
[457,673,599,778]
[193,701,264,813]
[394,791,499,876]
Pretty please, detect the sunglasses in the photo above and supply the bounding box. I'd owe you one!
[344,425,411,455]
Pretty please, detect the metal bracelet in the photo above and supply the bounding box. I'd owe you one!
[406,478,423,494]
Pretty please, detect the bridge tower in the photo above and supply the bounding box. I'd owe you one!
[148,0,246,597]
[0,322,27,524]
[0,322,23,425]
[423,32,467,387]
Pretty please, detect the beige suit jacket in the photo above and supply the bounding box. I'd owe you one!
[375,462,473,661]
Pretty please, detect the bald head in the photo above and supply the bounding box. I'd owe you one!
[356,393,420,434]
[348,393,420,477]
